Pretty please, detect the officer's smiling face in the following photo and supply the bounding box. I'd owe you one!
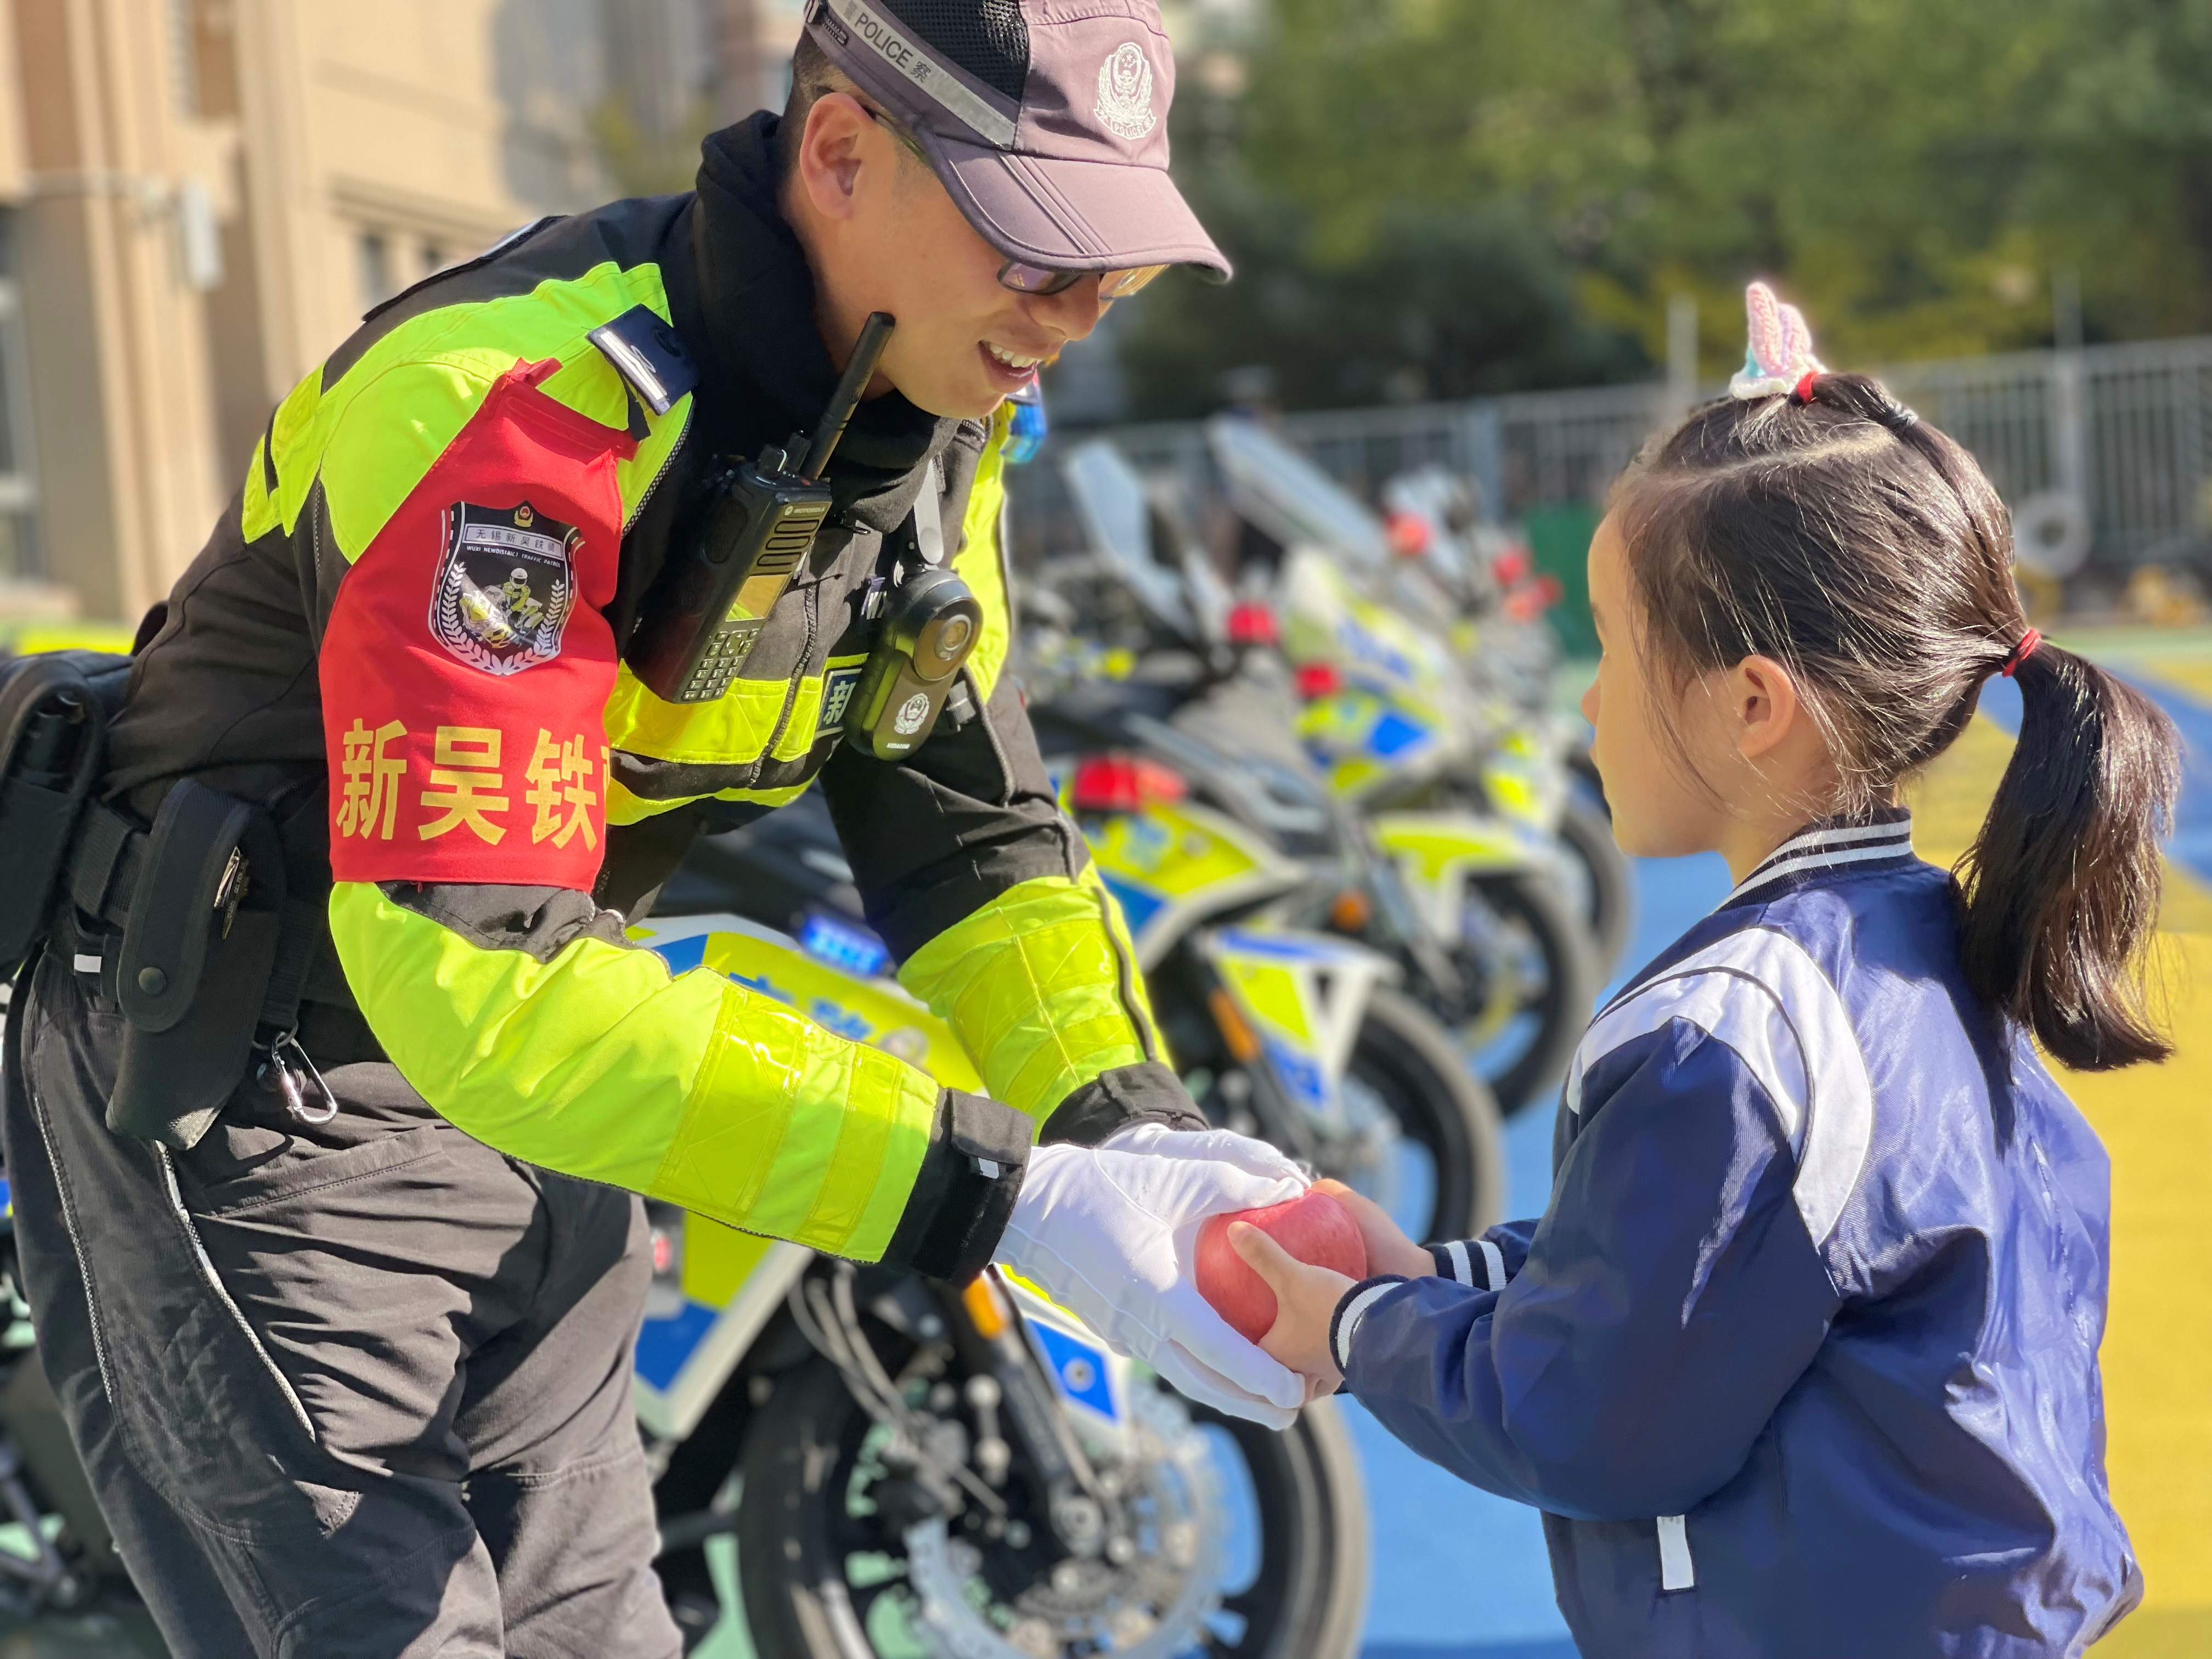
[786,92,1115,420]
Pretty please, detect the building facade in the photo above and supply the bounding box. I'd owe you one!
[0,0,802,627]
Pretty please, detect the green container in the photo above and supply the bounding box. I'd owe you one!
[1522,503,1603,661]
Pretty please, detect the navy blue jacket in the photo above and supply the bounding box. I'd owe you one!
[1332,812,2140,1658]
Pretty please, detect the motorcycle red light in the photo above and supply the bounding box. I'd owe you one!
[1070,754,1187,814]
[1226,602,1279,646]
[1294,662,1342,699]
[1385,510,1431,557]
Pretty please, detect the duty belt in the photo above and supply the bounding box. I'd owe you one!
[60,792,349,1056]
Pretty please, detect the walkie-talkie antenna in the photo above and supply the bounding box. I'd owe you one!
[799,311,895,483]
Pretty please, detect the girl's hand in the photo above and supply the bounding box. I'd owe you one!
[1311,1178,1434,1279]
[1228,1221,1352,1399]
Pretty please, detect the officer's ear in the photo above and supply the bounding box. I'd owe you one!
[792,92,883,224]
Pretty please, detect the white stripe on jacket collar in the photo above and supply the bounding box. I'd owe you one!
[1724,812,1914,910]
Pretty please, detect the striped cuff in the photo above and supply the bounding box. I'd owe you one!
[1329,1274,1410,1375]
[1427,1237,1508,1291]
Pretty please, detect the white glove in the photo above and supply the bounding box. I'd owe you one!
[996,1123,1310,1429]
[1098,1121,1312,1184]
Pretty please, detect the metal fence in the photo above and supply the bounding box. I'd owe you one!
[1009,334,2212,570]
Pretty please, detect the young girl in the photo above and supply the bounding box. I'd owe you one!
[1233,286,2174,1659]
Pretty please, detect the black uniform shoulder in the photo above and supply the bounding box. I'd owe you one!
[322,192,695,391]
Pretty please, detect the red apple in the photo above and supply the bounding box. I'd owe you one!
[1195,1189,1369,1343]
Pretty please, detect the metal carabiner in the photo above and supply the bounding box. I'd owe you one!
[255,1029,338,1126]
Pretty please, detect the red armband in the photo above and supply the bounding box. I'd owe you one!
[319,362,635,888]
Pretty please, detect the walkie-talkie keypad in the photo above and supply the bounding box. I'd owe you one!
[680,619,757,699]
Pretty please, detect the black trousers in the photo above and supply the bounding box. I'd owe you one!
[1,936,682,1658]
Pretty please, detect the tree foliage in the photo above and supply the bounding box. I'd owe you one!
[1115,178,1646,417]
[1118,0,2212,414]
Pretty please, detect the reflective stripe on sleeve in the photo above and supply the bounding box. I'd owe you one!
[1657,1514,1695,1592]
[1476,1238,1506,1290]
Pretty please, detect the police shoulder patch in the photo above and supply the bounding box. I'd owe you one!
[430,500,579,676]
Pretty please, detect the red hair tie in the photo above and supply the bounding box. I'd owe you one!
[1791,371,1820,404]
[1999,628,2042,678]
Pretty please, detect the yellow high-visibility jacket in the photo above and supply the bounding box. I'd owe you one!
[100,121,1192,1279]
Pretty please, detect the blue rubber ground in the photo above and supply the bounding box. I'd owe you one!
[1352,844,1733,1658]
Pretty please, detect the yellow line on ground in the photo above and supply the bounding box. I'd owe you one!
[2126,653,2212,708]
[1911,712,2212,1657]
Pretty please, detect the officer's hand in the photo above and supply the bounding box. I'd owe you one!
[1095,1120,1309,1185]
[994,1127,1308,1430]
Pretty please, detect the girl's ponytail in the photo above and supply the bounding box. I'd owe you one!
[1956,644,2179,1069]
[1622,281,2182,1069]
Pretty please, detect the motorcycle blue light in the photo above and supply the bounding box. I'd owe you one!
[799,912,891,978]
[1004,381,1048,465]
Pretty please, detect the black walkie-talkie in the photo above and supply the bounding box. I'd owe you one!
[626,312,895,703]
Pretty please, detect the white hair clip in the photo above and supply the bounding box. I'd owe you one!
[1728,281,1826,400]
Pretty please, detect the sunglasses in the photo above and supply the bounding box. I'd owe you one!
[997,260,1169,302]
[865,110,1169,305]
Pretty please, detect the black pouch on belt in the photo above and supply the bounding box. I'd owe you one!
[108,779,287,1149]
[0,652,128,978]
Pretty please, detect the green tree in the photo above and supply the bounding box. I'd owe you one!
[1116,178,1646,418]
[1212,0,2212,375]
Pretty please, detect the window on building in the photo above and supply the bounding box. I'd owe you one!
[358,233,393,309]
[168,0,239,120]
[0,217,42,582]
[422,242,447,278]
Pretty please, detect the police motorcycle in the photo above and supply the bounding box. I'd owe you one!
[626,360,1376,1659]
[1063,435,1599,1117]
[1207,419,1633,983]
[630,709,1454,1655]
[1375,467,1560,718]
[630,918,1372,1659]
[1375,466,1630,971]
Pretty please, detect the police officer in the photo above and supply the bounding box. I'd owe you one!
[1,2,1311,1651]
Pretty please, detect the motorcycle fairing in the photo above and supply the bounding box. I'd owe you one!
[1279,549,1461,713]
[1479,723,1571,834]
[1369,811,1547,943]
[634,1231,810,1441]
[622,918,1153,1449]
[1296,686,1453,800]
[1075,798,1306,972]
[623,914,980,1440]
[998,1268,1136,1458]
[1195,926,1397,1133]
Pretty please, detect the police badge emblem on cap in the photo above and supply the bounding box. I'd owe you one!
[804,0,1229,282]
[1094,42,1156,141]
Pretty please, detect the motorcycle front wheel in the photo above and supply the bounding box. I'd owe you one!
[736,1357,1370,1659]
